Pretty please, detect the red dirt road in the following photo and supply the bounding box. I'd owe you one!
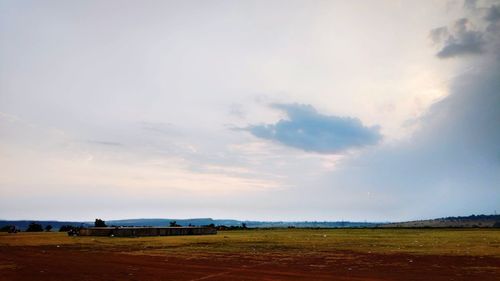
[1,245,499,281]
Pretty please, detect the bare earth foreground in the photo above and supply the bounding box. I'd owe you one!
[1,229,499,281]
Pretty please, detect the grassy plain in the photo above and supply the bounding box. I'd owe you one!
[1,228,500,281]
[1,228,499,257]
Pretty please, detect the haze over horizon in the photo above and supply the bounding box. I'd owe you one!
[1,0,499,222]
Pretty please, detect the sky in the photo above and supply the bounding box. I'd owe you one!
[0,0,499,222]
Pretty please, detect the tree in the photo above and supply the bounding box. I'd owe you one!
[45,225,53,232]
[26,222,43,232]
[0,225,16,232]
[59,225,76,232]
[169,221,180,227]
[94,219,107,227]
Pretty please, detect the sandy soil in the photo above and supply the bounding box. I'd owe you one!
[1,244,499,281]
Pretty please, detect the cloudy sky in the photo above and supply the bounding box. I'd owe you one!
[1,0,499,221]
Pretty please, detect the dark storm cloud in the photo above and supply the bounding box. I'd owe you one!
[485,4,500,32]
[435,18,484,58]
[330,3,500,217]
[333,59,500,214]
[246,103,382,154]
[464,0,478,10]
[429,27,449,44]
[485,4,500,23]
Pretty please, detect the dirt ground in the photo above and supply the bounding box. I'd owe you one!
[1,244,499,281]
[2,230,500,280]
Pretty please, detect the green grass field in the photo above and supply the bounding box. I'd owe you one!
[2,228,499,258]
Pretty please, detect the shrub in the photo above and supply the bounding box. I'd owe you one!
[26,222,43,232]
[0,225,17,232]
[59,225,76,232]
[94,219,107,227]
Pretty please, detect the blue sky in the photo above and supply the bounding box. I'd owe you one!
[0,0,499,221]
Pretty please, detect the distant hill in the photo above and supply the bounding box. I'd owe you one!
[105,218,377,228]
[380,214,500,228]
[0,218,376,230]
[106,218,241,227]
[4,214,497,231]
[0,220,89,231]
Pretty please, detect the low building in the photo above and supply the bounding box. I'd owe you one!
[78,226,217,237]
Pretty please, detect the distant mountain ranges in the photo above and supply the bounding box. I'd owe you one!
[1,214,499,231]
[381,214,500,228]
[0,220,91,231]
[105,218,377,229]
[0,218,376,231]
